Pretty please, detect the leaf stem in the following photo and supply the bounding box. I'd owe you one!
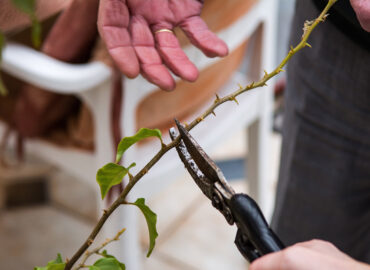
[64,1,337,268]
[73,228,126,270]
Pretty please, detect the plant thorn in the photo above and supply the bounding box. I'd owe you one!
[230,97,239,105]
[305,42,312,48]
[197,117,204,123]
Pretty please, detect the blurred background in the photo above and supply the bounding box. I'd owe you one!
[0,0,297,269]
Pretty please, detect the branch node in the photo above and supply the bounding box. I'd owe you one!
[247,82,255,88]
[214,94,221,103]
[230,96,239,105]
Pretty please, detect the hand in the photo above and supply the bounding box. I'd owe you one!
[350,0,370,32]
[98,0,229,91]
[250,239,370,270]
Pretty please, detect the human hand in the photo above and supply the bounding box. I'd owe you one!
[98,0,229,91]
[249,239,370,270]
[350,0,370,32]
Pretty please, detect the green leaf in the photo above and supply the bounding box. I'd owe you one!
[96,163,136,199]
[34,253,65,270]
[90,258,125,270]
[101,250,126,270]
[11,0,35,14]
[11,0,41,48]
[130,198,158,257]
[0,31,5,58]
[31,18,42,48]
[116,128,162,163]
[0,75,7,96]
[0,31,7,96]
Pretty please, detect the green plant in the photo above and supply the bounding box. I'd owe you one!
[0,0,41,96]
[0,0,338,268]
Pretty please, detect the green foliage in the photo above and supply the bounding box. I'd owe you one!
[90,257,125,270]
[116,128,162,163]
[34,254,65,270]
[12,0,35,14]
[0,32,5,57]
[97,163,136,199]
[11,0,41,48]
[31,18,42,48]
[130,198,158,257]
[99,250,126,269]
[0,31,7,96]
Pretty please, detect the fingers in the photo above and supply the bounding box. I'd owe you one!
[249,252,284,270]
[130,16,175,91]
[296,240,352,261]
[154,29,199,82]
[98,0,140,78]
[180,16,229,58]
[350,0,370,31]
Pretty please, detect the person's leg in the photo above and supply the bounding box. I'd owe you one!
[272,0,370,263]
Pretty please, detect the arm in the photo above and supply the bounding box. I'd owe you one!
[250,239,370,270]
[350,0,370,32]
[97,0,228,91]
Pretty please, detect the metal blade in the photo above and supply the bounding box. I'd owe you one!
[174,119,235,197]
[170,127,214,200]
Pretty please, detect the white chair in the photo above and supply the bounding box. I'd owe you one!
[0,0,277,268]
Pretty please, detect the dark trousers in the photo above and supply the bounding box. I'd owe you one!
[271,0,370,263]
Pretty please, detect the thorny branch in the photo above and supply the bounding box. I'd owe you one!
[64,1,338,268]
[74,228,126,270]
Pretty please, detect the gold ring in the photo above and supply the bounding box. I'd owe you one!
[154,29,174,34]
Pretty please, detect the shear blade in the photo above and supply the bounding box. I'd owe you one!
[169,127,214,200]
[174,119,227,184]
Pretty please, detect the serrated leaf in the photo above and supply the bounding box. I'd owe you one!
[116,128,162,163]
[90,258,124,270]
[34,253,65,270]
[130,198,158,257]
[97,162,136,199]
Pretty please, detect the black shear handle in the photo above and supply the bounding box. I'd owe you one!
[230,194,285,262]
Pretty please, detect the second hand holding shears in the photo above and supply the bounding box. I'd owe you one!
[169,120,284,262]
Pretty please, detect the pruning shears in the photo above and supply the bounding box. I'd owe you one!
[169,120,284,262]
